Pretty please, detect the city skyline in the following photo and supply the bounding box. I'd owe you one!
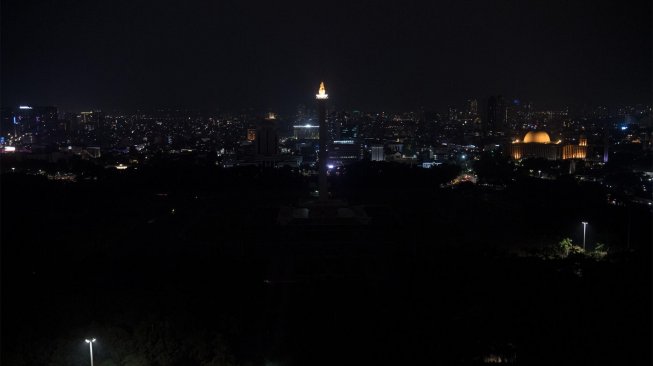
[1,2,652,366]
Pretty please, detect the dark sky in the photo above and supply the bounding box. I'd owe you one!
[1,0,651,112]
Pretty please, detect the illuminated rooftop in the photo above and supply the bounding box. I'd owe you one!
[522,131,551,144]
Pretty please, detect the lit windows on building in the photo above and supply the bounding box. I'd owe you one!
[247,129,256,142]
[370,145,384,161]
[561,145,587,160]
[327,140,363,166]
[293,125,319,140]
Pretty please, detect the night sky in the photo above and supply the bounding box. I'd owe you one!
[1,0,651,112]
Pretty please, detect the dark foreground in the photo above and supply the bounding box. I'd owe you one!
[2,164,651,365]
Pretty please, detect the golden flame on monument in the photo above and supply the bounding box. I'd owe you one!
[316,81,328,99]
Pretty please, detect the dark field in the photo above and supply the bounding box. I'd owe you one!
[2,163,651,365]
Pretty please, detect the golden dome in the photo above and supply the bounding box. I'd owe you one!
[523,131,551,144]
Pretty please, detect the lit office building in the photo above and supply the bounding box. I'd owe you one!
[247,128,256,142]
[256,113,278,156]
[327,140,363,166]
[370,145,385,161]
[293,124,320,139]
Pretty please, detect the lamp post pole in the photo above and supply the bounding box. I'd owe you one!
[581,221,588,250]
[85,338,96,366]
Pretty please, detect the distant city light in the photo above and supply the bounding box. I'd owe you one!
[4,146,16,152]
[327,164,334,169]
[19,106,32,110]
[620,126,627,130]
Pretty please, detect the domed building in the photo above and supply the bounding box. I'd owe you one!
[508,130,560,160]
[508,130,588,160]
[523,131,552,144]
[561,136,588,160]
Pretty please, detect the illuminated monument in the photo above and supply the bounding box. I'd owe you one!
[277,82,369,225]
[316,82,329,201]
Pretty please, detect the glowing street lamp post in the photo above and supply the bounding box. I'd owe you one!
[581,221,588,250]
[85,338,96,366]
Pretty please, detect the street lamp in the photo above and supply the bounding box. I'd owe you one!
[85,338,96,366]
[581,221,588,250]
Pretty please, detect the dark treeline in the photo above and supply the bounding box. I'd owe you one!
[1,158,651,365]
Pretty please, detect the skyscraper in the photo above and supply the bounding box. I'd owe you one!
[247,128,257,142]
[485,96,506,136]
[448,107,458,121]
[467,99,478,115]
[486,97,497,136]
[370,145,384,161]
[256,112,278,156]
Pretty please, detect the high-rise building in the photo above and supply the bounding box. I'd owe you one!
[256,112,278,156]
[505,99,524,134]
[247,128,257,142]
[486,97,497,135]
[330,111,358,140]
[370,145,385,161]
[293,124,320,139]
[327,140,363,166]
[467,99,478,115]
[79,112,93,130]
[448,107,458,121]
[485,96,506,136]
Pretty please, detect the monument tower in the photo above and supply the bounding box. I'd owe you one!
[316,81,329,201]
